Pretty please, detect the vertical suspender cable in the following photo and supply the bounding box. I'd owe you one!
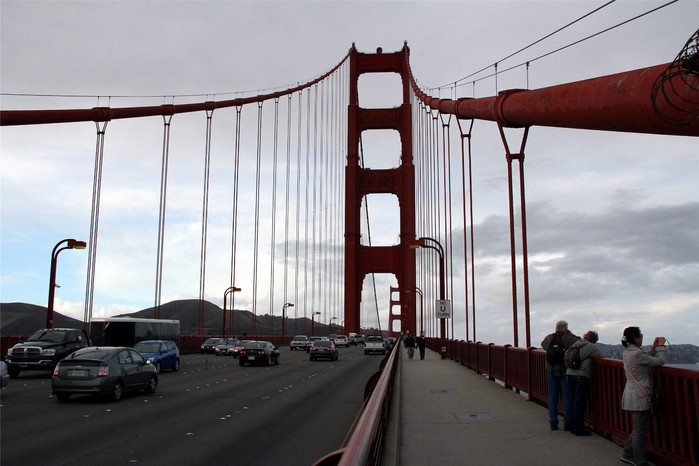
[252,102,264,336]
[294,91,303,333]
[440,113,454,339]
[229,106,242,334]
[284,95,292,328]
[456,118,475,342]
[311,85,319,326]
[154,114,173,319]
[303,90,311,328]
[198,108,214,335]
[84,120,108,331]
[269,98,280,334]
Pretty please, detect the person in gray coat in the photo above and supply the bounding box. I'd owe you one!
[620,326,668,466]
[566,330,605,436]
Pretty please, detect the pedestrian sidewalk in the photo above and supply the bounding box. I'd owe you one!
[383,346,627,465]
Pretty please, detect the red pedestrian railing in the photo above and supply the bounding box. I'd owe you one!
[429,338,698,466]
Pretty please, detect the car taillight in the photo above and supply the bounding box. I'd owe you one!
[53,366,60,376]
[257,350,265,355]
[97,364,109,377]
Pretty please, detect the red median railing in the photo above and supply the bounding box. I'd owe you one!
[435,338,698,466]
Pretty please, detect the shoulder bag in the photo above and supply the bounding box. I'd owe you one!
[624,351,661,416]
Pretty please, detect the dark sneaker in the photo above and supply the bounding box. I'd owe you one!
[550,423,559,431]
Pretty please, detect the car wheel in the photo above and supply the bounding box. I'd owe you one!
[8,366,20,378]
[55,393,71,402]
[173,358,180,372]
[111,381,123,402]
[155,362,161,374]
[240,360,246,366]
[145,375,158,394]
[310,356,315,361]
[266,355,272,367]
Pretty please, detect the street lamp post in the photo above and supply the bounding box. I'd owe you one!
[311,311,321,336]
[282,303,294,339]
[406,286,424,336]
[410,237,446,356]
[47,239,87,329]
[223,286,241,336]
[330,316,338,335]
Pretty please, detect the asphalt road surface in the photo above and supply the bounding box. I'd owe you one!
[1,344,385,466]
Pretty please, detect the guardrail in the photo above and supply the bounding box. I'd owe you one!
[435,338,698,466]
[313,339,400,465]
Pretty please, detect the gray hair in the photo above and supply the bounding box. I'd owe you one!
[555,320,568,331]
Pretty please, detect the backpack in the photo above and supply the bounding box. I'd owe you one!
[546,332,566,366]
[564,344,582,369]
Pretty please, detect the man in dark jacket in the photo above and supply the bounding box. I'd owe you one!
[541,320,579,430]
[404,332,416,360]
[416,332,427,360]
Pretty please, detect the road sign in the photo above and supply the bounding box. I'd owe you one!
[436,300,451,319]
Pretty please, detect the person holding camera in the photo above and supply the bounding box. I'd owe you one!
[620,326,668,466]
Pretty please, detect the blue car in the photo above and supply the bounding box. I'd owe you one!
[133,340,180,374]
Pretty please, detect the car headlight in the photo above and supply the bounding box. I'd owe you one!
[42,349,56,356]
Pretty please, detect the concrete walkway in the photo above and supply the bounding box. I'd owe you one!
[383,346,628,466]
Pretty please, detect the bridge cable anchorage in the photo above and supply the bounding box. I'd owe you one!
[84,118,109,331]
[456,117,476,342]
[652,28,699,125]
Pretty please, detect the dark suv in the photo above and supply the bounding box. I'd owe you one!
[5,328,90,378]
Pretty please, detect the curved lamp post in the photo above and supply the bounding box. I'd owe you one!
[282,303,294,338]
[311,311,321,336]
[409,237,445,355]
[47,239,87,328]
[330,316,338,335]
[223,286,241,336]
[406,286,424,336]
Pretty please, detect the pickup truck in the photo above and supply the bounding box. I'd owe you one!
[364,335,386,355]
[5,328,90,378]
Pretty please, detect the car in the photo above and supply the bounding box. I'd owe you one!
[304,336,327,352]
[133,340,180,373]
[5,328,90,378]
[309,340,339,361]
[232,340,252,358]
[365,335,387,355]
[0,361,9,388]
[239,341,280,367]
[335,335,350,347]
[290,335,308,351]
[214,338,241,356]
[200,337,225,354]
[327,334,338,344]
[51,346,158,402]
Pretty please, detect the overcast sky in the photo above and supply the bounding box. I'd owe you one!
[1,1,697,346]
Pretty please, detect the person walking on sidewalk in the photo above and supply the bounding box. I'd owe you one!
[620,326,668,466]
[541,320,579,431]
[404,332,416,360]
[416,332,427,360]
[566,330,604,436]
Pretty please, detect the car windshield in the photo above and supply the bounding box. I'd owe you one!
[71,349,110,360]
[244,342,265,349]
[314,341,332,348]
[367,336,383,342]
[134,342,161,353]
[27,330,68,343]
[292,336,307,341]
[203,338,219,345]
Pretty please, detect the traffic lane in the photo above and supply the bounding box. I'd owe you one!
[0,345,384,465]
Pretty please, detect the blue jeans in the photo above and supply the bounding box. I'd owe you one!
[567,374,590,434]
[547,371,572,426]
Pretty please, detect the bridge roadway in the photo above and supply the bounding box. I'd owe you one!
[1,344,381,466]
[383,346,629,466]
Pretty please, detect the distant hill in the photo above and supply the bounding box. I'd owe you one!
[1,300,381,338]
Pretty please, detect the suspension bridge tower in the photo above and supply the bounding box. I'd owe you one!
[344,43,417,336]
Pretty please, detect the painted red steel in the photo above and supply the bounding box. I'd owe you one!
[431,337,699,466]
[344,44,417,335]
[410,62,699,137]
[1,52,351,126]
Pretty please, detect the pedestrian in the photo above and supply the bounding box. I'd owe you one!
[565,330,604,436]
[620,326,668,466]
[416,332,427,360]
[541,320,579,431]
[404,332,416,360]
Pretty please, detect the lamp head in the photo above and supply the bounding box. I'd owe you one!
[67,240,87,249]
